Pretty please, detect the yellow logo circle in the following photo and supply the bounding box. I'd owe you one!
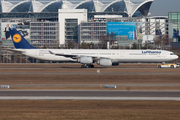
[13,34,21,43]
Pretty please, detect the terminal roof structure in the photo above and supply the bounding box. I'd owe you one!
[0,0,153,17]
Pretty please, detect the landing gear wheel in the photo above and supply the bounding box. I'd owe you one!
[91,65,94,68]
[170,65,174,68]
[158,65,161,68]
[81,64,94,68]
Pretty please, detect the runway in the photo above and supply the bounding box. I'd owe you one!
[0,67,163,69]
[0,64,180,100]
[0,90,180,100]
[1,72,180,75]
[9,84,180,87]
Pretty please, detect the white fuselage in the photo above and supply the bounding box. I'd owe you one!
[19,49,178,63]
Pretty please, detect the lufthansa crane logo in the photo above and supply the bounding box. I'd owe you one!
[13,34,21,43]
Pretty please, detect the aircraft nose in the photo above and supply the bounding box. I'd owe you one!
[175,55,179,59]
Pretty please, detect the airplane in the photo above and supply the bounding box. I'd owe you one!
[8,27,178,68]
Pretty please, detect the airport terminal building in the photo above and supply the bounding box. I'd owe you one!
[0,0,174,50]
[0,0,153,18]
[0,0,155,48]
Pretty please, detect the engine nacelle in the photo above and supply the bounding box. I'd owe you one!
[79,57,93,64]
[98,59,112,66]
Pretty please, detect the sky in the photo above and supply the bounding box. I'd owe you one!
[149,0,180,16]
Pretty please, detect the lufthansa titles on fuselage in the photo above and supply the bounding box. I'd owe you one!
[142,51,161,54]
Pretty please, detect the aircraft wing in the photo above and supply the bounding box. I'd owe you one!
[49,51,77,58]
[49,50,109,60]
[54,54,77,58]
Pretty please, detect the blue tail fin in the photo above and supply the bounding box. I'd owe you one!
[9,28,36,49]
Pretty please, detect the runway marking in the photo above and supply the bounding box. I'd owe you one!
[0,96,180,101]
[0,90,180,97]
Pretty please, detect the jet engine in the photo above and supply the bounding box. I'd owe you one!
[98,59,112,66]
[79,57,93,64]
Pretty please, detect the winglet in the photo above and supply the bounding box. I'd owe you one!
[9,28,37,49]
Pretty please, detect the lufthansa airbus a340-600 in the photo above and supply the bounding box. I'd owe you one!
[8,28,178,68]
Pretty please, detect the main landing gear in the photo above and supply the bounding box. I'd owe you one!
[81,64,94,68]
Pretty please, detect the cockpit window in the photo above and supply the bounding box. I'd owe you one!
[170,53,175,55]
